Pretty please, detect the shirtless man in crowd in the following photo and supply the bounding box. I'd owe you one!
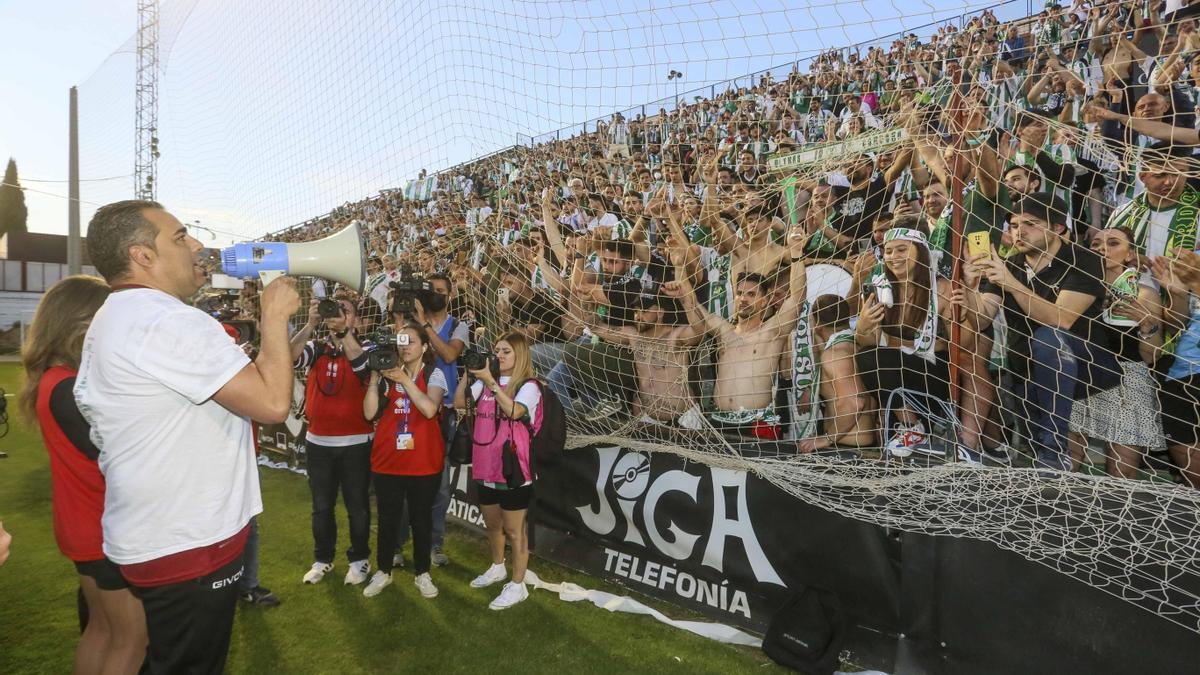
[695,153,790,283]
[796,295,877,451]
[579,294,701,422]
[670,229,807,438]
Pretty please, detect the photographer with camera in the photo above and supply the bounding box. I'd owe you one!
[360,323,447,599]
[453,333,541,610]
[402,271,469,567]
[290,291,375,586]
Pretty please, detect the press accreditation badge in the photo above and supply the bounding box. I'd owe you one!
[395,433,414,451]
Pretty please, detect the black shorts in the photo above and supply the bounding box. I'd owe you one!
[1158,375,1200,447]
[74,557,130,591]
[476,483,533,511]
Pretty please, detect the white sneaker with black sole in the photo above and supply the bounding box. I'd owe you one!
[489,581,529,610]
[363,571,392,597]
[470,563,507,588]
[414,572,439,598]
[344,559,371,585]
[302,562,334,584]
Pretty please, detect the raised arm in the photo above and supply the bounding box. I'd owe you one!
[766,233,809,331]
[541,189,571,265]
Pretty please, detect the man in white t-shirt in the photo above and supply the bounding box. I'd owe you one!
[75,200,299,674]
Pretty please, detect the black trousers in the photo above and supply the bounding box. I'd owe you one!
[134,554,244,675]
[856,346,951,406]
[374,472,441,575]
[306,440,372,564]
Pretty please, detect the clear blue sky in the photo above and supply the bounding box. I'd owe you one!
[1,0,1028,246]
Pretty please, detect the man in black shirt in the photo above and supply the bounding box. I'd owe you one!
[830,153,897,253]
[965,192,1119,471]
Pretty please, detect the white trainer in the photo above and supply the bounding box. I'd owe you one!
[414,572,439,598]
[469,563,508,589]
[302,562,334,584]
[488,581,529,610]
[362,571,392,597]
[344,559,371,585]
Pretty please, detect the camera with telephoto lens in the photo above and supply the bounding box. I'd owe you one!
[388,264,435,316]
[461,343,500,380]
[365,327,412,371]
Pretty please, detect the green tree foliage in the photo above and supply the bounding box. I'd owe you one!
[0,158,29,238]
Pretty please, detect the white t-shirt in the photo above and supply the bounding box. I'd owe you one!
[471,376,541,417]
[74,288,261,565]
[586,212,620,232]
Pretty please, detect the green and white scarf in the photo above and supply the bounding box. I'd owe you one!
[791,300,819,439]
[877,228,939,363]
[791,310,856,440]
[1110,185,1200,257]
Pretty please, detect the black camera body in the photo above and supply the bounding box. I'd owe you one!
[388,264,435,316]
[317,298,343,319]
[461,343,500,380]
[365,327,412,371]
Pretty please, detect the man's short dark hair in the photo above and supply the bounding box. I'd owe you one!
[427,271,452,289]
[86,199,164,282]
[601,239,635,259]
[736,271,768,291]
[1003,163,1035,179]
[1014,191,1070,229]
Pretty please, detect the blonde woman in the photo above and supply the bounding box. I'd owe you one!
[453,332,542,610]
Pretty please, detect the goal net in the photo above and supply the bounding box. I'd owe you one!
[74,0,1200,634]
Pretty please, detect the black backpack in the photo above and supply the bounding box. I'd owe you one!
[762,586,846,675]
[513,378,567,478]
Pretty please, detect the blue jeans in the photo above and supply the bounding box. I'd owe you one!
[531,341,566,381]
[547,337,600,413]
[1009,326,1120,471]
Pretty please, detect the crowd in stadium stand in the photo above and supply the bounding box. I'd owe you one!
[265,0,1200,487]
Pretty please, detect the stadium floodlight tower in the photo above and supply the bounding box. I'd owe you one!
[134,0,160,201]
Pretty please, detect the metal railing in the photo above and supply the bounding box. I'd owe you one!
[520,0,1035,146]
[272,0,1045,238]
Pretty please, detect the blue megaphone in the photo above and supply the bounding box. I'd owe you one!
[220,223,366,293]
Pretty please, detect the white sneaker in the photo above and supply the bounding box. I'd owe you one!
[488,581,529,610]
[302,562,333,584]
[886,422,930,458]
[362,571,392,597]
[344,559,371,585]
[414,572,439,598]
[470,563,508,589]
[392,551,405,569]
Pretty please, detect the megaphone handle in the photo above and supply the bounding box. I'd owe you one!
[258,270,286,286]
